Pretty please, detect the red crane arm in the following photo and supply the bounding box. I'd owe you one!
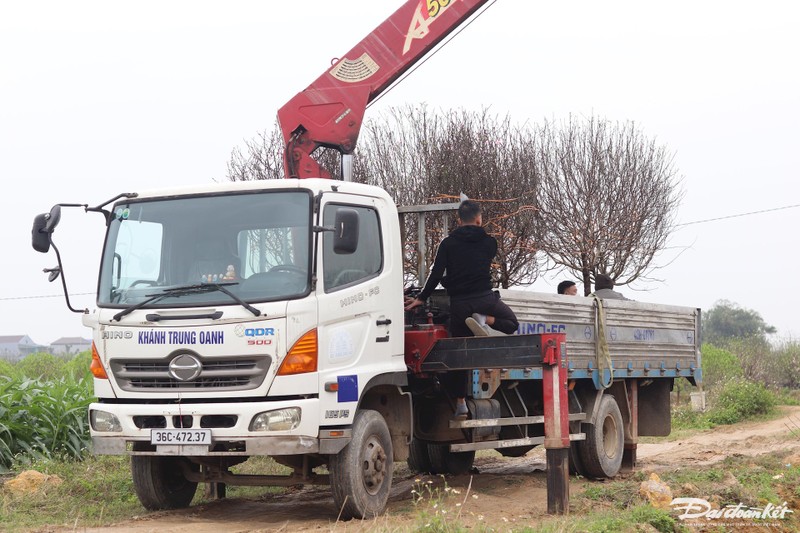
[277,0,491,179]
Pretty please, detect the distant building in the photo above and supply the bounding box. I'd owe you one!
[0,335,48,362]
[49,337,92,355]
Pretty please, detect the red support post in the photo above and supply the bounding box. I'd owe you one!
[541,333,569,514]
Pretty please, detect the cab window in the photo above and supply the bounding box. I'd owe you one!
[323,204,382,291]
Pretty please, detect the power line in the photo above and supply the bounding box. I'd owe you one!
[368,0,497,108]
[5,202,797,303]
[0,292,93,301]
[677,203,800,227]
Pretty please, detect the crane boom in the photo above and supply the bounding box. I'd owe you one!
[277,0,492,179]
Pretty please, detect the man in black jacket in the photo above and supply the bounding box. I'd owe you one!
[404,199,518,418]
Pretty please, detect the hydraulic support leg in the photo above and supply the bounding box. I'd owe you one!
[542,333,569,514]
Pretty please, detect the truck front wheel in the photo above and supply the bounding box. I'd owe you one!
[131,455,199,510]
[329,409,393,520]
[577,395,624,479]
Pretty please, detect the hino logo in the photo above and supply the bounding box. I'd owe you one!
[168,353,202,382]
[102,331,133,339]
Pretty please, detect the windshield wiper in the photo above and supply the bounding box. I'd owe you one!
[113,292,171,322]
[199,282,261,317]
[112,282,261,322]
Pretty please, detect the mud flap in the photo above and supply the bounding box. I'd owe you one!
[638,378,672,436]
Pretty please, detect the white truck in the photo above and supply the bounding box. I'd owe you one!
[30,0,702,520]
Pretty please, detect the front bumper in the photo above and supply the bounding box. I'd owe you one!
[89,398,350,456]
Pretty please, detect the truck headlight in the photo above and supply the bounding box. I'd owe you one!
[250,407,301,431]
[90,410,122,432]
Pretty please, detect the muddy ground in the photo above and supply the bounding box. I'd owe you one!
[56,406,800,532]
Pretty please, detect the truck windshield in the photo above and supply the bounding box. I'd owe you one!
[98,190,312,308]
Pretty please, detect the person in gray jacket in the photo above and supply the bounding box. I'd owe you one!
[592,274,629,300]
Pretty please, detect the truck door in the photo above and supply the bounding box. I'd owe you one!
[315,195,398,403]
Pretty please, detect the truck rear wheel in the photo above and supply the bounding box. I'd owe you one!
[569,443,587,476]
[329,409,393,520]
[131,455,199,510]
[427,444,475,475]
[577,395,624,479]
[569,418,587,476]
[407,438,433,473]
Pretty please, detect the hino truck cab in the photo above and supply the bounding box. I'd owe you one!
[32,178,411,519]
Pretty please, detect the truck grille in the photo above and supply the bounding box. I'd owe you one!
[111,355,271,392]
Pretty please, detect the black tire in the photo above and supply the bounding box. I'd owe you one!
[568,419,587,476]
[329,410,393,520]
[427,444,475,475]
[407,438,433,473]
[577,395,624,479]
[569,443,586,476]
[131,455,199,510]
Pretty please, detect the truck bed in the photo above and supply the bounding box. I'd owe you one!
[501,289,701,385]
[423,289,702,388]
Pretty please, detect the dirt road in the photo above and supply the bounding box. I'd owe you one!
[69,406,800,532]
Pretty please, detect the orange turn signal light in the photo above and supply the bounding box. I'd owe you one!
[90,342,108,379]
[277,329,318,376]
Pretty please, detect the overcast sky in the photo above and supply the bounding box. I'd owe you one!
[1,0,798,346]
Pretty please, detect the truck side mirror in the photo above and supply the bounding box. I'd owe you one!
[32,205,62,253]
[333,208,359,254]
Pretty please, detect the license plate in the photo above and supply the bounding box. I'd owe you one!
[150,428,211,446]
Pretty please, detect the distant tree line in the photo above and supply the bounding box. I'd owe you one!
[701,300,798,390]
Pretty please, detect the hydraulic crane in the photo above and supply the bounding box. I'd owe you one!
[277,0,492,179]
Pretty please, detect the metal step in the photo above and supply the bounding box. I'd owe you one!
[450,432,585,453]
[449,412,586,429]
